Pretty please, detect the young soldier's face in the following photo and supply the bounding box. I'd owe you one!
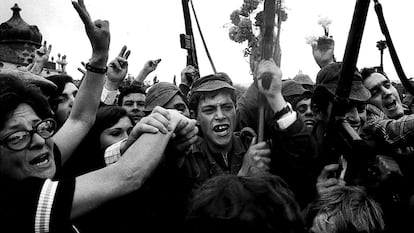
[197,92,236,152]
[295,97,315,130]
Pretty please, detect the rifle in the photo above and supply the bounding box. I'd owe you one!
[257,0,277,142]
[326,0,373,184]
[180,0,199,84]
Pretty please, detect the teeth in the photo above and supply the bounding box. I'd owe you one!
[30,154,49,166]
[35,158,49,167]
[214,125,229,132]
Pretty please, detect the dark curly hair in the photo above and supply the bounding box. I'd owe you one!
[186,174,306,233]
[117,84,146,106]
[0,74,53,131]
[188,89,236,117]
[62,105,131,177]
[360,67,389,82]
[45,74,75,112]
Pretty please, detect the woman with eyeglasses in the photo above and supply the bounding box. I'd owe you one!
[0,73,193,232]
[0,1,197,232]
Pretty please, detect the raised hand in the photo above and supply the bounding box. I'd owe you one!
[77,61,86,75]
[29,41,52,74]
[106,46,131,90]
[34,41,52,64]
[256,59,283,97]
[255,59,289,113]
[312,36,335,68]
[72,0,110,65]
[180,65,199,87]
[143,59,161,74]
[135,59,162,83]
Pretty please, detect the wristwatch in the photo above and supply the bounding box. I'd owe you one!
[273,103,292,120]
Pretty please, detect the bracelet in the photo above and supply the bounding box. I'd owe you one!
[85,63,107,74]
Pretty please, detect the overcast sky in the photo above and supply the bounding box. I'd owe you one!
[1,0,413,85]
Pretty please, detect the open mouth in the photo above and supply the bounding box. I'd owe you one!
[304,119,315,126]
[213,124,230,136]
[29,153,50,167]
[383,99,397,111]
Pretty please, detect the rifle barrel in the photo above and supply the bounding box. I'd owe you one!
[258,0,276,142]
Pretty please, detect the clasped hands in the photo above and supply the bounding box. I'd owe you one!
[122,106,198,154]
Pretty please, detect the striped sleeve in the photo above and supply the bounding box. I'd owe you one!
[1,176,75,233]
[35,179,59,233]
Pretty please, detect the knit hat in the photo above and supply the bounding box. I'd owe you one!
[144,82,184,112]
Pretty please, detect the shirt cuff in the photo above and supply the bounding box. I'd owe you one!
[104,138,127,166]
[101,86,119,105]
[276,110,297,130]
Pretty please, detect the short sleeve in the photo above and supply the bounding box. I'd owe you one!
[0,177,75,233]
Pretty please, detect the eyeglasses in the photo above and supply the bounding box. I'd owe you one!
[0,118,57,151]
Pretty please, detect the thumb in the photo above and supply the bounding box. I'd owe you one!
[250,137,257,146]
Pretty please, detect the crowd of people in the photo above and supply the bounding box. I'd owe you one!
[1,0,414,232]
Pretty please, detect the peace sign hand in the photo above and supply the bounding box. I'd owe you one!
[27,41,52,74]
[72,0,110,63]
[34,41,52,64]
[107,45,131,87]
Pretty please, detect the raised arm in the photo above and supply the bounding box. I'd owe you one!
[134,59,161,85]
[53,0,110,164]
